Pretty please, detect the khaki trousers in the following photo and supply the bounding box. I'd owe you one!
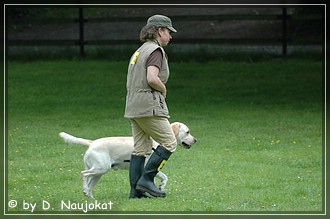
[129,117,177,157]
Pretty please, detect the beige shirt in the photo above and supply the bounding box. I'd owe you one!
[124,41,170,119]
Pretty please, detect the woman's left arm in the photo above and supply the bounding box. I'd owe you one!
[147,66,167,98]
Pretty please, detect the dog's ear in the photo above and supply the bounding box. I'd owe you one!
[172,122,180,137]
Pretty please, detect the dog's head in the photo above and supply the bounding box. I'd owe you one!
[171,122,197,149]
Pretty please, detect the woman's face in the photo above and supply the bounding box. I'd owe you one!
[157,28,172,47]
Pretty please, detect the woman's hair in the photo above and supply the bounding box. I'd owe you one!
[139,25,162,42]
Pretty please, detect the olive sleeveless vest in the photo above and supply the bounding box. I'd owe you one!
[124,41,170,118]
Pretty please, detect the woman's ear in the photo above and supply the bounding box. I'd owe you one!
[157,28,164,37]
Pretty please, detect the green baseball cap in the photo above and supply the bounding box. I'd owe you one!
[147,15,177,33]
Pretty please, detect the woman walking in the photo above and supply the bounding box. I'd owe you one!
[124,15,177,198]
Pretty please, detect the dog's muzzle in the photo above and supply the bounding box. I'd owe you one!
[182,142,192,149]
[181,138,197,149]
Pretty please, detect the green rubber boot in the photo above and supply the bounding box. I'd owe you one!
[136,145,172,198]
[129,155,146,199]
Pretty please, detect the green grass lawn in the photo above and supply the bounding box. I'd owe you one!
[6,59,323,214]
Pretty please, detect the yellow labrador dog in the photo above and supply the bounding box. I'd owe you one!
[59,122,197,199]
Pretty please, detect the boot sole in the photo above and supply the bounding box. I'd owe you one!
[136,185,166,198]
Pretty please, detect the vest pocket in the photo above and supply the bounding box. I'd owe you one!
[159,94,165,109]
[152,91,169,117]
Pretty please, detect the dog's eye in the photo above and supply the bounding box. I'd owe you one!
[186,131,190,134]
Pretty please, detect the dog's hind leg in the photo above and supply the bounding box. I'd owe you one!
[85,175,101,199]
[82,170,89,196]
[82,168,94,199]
[81,168,96,199]
[81,167,108,199]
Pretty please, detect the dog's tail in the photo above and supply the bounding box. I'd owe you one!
[59,132,93,147]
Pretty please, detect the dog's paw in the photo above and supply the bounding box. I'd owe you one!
[83,191,95,199]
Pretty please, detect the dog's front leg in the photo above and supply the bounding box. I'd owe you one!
[156,171,168,191]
